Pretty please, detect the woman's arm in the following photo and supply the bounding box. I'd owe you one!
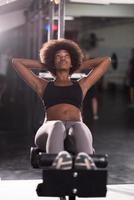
[79,57,109,72]
[79,57,111,96]
[12,58,45,69]
[12,58,48,97]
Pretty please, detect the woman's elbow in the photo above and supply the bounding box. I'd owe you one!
[105,57,111,65]
[12,58,17,65]
[102,57,111,73]
[103,57,111,69]
[12,58,20,66]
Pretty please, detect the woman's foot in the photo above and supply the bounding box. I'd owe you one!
[52,151,72,170]
[74,152,96,169]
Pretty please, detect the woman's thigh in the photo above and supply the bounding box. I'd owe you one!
[34,120,66,152]
[71,122,94,154]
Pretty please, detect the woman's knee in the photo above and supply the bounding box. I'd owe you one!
[34,120,65,143]
[48,120,66,139]
[72,122,90,134]
[52,120,65,132]
[46,121,66,153]
[52,120,64,128]
[75,122,93,141]
[34,120,66,151]
[71,122,93,154]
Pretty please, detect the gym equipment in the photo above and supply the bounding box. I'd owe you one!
[30,147,108,200]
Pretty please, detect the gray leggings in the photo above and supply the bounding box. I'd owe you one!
[34,120,93,154]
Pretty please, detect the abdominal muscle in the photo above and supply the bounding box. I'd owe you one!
[45,104,82,121]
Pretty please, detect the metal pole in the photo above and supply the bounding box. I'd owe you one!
[48,0,54,40]
[38,0,43,49]
[33,15,38,58]
[26,12,31,58]
[58,0,65,39]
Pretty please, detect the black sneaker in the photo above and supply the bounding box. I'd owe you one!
[74,152,96,170]
[52,151,72,170]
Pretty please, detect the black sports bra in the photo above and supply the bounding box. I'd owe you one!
[42,81,83,110]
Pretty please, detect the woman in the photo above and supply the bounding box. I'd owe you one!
[12,39,111,169]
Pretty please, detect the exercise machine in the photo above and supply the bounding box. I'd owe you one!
[30,147,108,200]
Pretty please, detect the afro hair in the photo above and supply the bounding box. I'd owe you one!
[39,39,84,75]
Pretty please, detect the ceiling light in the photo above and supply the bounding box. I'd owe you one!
[69,0,110,4]
[50,0,61,4]
[70,0,134,4]
[46,16,74,20]
[110,0,134,4]
[0,0,17,7]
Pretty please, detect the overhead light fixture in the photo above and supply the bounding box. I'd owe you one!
[46,16,74,20]
[0,0,17,7]
[70,0,134,4]
[110,0,134,4]
[54,0,61,4]
[50,0,61,4]
[69,0,110,4]
[54,16,74,20]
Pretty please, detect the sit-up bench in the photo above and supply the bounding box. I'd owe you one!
[30,147,108,200]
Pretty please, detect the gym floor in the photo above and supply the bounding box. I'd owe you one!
[0,87,134,185]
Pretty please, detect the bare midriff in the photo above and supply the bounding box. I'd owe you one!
[46,104,82,121]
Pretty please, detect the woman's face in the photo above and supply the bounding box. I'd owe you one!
[54,49,72,71]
